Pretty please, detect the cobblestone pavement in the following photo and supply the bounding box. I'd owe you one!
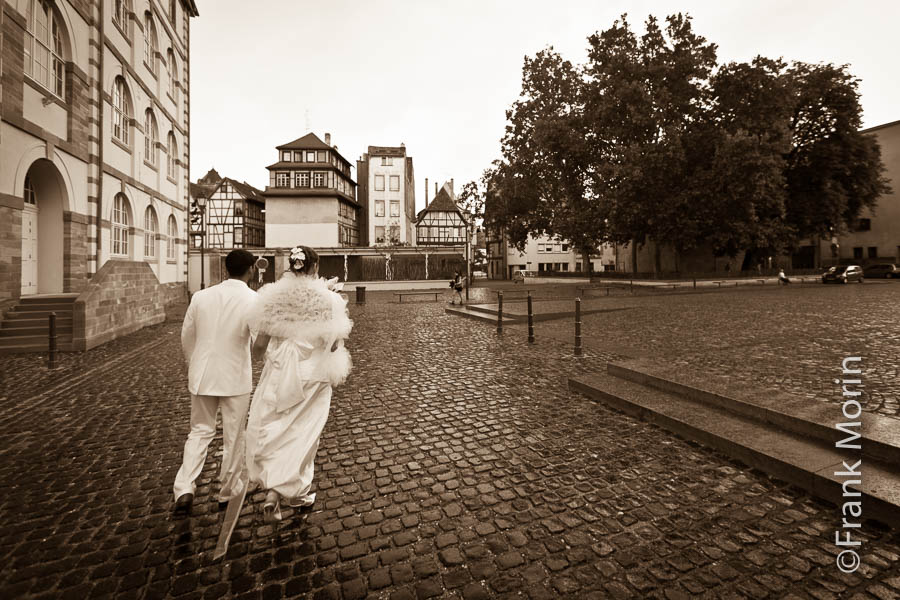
[1,297,900,599]
[528,281,900,418]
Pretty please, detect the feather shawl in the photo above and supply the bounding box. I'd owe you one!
[249,274,353,386]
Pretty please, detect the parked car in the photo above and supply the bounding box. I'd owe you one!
[822,265,864,284]
[863,263,899,278]
[511,270,537,283]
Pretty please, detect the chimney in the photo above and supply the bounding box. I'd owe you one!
[325,132,331,146]
[425,178,429,203]
[450,178,454,194]
[435,181,438,197]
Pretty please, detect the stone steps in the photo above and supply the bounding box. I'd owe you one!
[569,361,900,526]
[0,295,77,354]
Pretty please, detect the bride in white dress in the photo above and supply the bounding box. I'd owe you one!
[246,245,352,522]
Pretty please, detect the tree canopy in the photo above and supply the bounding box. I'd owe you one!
[490,13,891,270]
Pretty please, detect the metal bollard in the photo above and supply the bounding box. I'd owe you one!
[356,286,366,304]
[693,278,696,289]
[574,298,583,356]
[497,291,503,334]
[630,279,634,294]
[48,312,57,370]
[527,291,534,344]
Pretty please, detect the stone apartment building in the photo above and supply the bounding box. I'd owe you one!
[263,132,360,248]
[356,144,415,246]
[0,0,198,351]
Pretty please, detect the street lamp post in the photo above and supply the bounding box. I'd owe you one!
[197,195,207,289]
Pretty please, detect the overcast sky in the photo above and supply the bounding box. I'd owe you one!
[189,0,899,212]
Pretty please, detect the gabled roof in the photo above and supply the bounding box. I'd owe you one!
[190,170,264,203]
[227,178,265,202]
[276,132,353,167]
[278,133,332,151]
[415,183,467,223]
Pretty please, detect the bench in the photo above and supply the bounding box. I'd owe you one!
[394,291,441,303]
[577,286,614,297]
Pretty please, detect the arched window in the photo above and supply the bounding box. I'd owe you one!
[144,206,158,258]
[24,0,65,98]
[167,49,178,100]
[167,132,178,179]
[167,215,178,260]
[144,109,158,167]
[112,0,131,38]
[24,176,37,205]
[143,12,158,77]
[112,77,131,145]
[112,194,130,256]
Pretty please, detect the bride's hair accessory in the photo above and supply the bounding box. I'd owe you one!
[289,246,306,271]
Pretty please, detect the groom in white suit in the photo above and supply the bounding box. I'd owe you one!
[173,249,259,515]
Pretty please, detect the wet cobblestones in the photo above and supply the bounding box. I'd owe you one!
[1,291,899,599]
[531,281,900,418]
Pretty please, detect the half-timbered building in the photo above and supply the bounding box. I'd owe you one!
[415,181,467,245]
[189,168,265,249]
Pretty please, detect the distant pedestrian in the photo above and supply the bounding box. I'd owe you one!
[173,249,259,516]
[449,271,464,305]
[778,269,791,285]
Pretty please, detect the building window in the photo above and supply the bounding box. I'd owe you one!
[167,132,177,179]
[24,176,36,205]
[282,150,291,162]
[144,109,158,167]
[868,247,878,259]
[112,78,131,145]
[113,0,130,37]
[374,175,385,191]
[166,214,177,259]
[294,151,303,162]
[169,0,177,26]
[855,218,871,232]
[390,175,400,191]
[112,194,130,256]
[296,172,310,188]
[275,172,290,187]
[143,12,158,77]
[381,157,393,166]
[852,247,863,260]
[562,244,568,252]
[314,172,326,187]
[375,201,385,217]
[375,226,385,244]
[168,49,177,100]
[306,151,315,162]
[390,201,400,217]
[24,0,65,99]
[144,206,158,257]
[317,151,326,162]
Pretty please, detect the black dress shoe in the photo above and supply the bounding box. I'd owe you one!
[218,500,229,512]
[173,493,194,516]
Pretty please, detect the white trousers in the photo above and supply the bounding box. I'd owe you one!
[173,393,251,502]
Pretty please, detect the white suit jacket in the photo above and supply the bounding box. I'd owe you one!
[182,279,258,396]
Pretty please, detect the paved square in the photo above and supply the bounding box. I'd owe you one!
[1,284,899,599]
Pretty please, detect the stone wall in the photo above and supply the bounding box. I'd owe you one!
[72,260,180,350]
[0,203,22,302]
[63,212,89,293]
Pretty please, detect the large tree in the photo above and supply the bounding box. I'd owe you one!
[498,48,606,272]
[782,62,891,244]
[491,14,890,274]
[583,13,718,271]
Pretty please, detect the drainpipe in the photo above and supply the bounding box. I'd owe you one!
[95,0,106,273]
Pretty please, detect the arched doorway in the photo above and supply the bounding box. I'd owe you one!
[21,159,66,295]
